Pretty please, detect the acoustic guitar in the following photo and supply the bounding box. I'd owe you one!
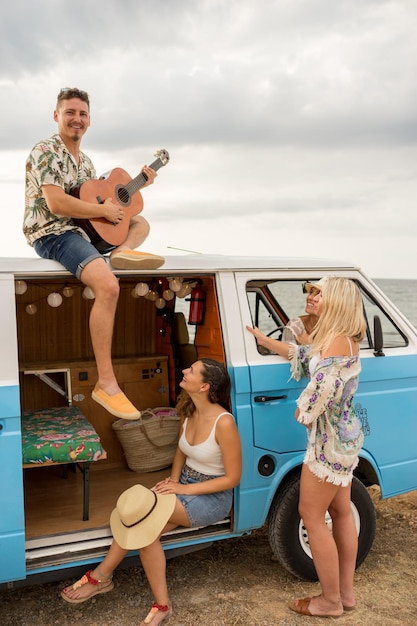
[71,149,170,253]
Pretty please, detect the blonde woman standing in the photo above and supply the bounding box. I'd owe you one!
[247,277,366,618]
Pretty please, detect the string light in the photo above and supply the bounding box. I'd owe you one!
[82,287,95,300]
[162,288,174,301]
[176,281,197,298]
[15,277,200,314]
[62,286,74,298]
[15,280,77,314]
[47,292,63,307]
[135,282,149,297]
[145,290,158,302]
[155,297,166,309]
[15,280,28,295]
[168,277,183,292]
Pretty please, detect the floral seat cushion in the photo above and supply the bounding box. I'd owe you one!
[22,406,104,465]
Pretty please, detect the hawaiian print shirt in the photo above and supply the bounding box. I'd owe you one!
[289,344,364,486]
[24,134,96,245]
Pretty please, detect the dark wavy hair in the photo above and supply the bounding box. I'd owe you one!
[176,358,231,418]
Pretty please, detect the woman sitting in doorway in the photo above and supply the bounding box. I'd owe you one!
[61,358,242,626]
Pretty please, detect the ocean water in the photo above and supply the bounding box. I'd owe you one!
[375,279,417,329]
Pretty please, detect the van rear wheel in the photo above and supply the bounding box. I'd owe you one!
[268,472,376,581]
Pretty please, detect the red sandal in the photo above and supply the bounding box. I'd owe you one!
[61,569,114,604]
[139,602,172,625]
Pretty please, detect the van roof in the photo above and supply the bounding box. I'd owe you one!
[0,254,358,276]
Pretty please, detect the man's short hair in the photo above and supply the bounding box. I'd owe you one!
[56,87,90,109]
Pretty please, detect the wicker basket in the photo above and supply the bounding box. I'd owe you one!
[112,407,180,472]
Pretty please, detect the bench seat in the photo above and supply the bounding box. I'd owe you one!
[22,406,106,520]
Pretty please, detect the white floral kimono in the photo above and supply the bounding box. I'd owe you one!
[289,345,364,486]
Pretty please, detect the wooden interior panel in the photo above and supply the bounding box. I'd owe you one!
[19,370,69,412]
[194,277,225,362]
[15,278,157,363]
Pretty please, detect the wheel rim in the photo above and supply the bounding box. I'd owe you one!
[298,503,361,558]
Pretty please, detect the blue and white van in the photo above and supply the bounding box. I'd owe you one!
[1,255,416,587]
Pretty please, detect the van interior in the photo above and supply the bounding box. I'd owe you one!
[16,272,233,569]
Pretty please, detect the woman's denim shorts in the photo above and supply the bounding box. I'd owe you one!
[176,465,233,527]
[33,231,103,280]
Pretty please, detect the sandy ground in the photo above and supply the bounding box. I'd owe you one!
[0,487,416,626]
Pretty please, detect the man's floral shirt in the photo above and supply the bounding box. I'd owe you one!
[24,134,96,245]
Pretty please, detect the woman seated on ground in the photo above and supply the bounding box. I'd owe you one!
[281,280,322,344]
[61,358,242,626]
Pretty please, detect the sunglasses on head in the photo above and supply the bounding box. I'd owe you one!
[57,87,89,100]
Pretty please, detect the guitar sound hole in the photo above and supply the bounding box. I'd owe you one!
[117,187,130,205]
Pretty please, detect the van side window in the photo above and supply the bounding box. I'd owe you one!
[246,279,407,353]
[246,280,306,348]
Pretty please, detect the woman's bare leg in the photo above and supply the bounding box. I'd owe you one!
[138,500,191,607]
[296,465,344,617]
[62,540,128,601]
[328,484,357,609]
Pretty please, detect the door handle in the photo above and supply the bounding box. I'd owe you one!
[254,395,287,403]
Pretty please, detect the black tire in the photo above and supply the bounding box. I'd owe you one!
[267,472,376,581]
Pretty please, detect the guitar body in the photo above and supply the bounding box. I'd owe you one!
[73,168,144,251]
[72,149,170,253]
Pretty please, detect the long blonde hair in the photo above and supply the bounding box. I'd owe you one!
[310,277,366,354]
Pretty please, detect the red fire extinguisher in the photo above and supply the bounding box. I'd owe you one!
[188,284,206,325]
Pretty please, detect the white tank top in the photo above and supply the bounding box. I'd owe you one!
[179,412,231,475]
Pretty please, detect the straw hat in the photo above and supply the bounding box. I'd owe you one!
[110,484,176,549]
[305,277,329,293]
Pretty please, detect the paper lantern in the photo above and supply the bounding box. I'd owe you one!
[62,286,74,297]
[15,280,28,295]
[135,282,149,297]
[82,287,95,300]
[47,292,63,307]
[155,297,166,309]
[168,278,182,292]
[162,289,174,301]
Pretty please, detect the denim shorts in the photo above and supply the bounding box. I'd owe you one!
[33,231,103,280]
[176,465,233,527]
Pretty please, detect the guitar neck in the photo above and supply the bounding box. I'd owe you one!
[126,157,165,196]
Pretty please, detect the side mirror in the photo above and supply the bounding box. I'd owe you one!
[373,315,385,357]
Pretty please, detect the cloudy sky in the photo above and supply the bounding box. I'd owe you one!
[1,0,416,278]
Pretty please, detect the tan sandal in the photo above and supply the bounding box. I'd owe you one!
[289,596,343,618]
[139,603,172,625]
[61,569,114,604]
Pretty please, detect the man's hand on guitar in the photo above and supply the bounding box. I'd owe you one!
[72,150,168,247]
[141,165,158,188]
[103,198,125,225]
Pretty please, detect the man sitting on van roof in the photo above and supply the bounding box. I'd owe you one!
[23,87,164,420]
